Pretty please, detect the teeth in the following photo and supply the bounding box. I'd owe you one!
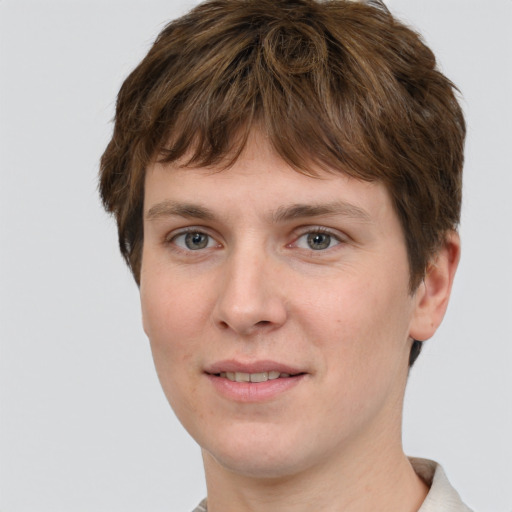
[235,372,250,382]
[250,372,267,383]
[220,371,292,382]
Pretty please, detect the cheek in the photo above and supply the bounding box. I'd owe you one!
[141,253,212,342]
[308,272,412,380]
[140,278,207,430]
[307,279,412,434]
[140,269,207,393]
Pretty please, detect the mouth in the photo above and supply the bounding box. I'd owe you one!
[211,370,303,383]
[206,367,306,402]
[204,360,307,401]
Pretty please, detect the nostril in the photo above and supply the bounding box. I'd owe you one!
[256,320,271,326]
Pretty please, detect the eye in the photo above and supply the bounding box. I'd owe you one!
[172,231,218,251]
[295,230,341,251]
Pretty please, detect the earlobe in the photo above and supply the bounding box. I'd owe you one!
[409,231,461,341]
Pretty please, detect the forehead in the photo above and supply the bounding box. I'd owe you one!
[144,130,393,225]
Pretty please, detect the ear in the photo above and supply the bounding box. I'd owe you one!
[409,231,461,341]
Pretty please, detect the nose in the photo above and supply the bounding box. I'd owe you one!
[213,248,288,336]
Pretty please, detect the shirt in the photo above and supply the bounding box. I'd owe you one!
[412,458,473,512]
[191,458,473,511]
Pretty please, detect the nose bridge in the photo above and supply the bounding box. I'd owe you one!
[214,239,286,335]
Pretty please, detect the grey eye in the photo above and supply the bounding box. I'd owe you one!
[306,233,332,250]
[184,232,210,250]
[171,230,219,251]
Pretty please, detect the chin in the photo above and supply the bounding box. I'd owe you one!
[205,448,310,480]
[200,424,325,480]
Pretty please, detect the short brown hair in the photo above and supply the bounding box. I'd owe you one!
[100,0,465,292]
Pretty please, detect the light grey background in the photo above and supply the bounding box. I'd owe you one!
[1,1,510,511]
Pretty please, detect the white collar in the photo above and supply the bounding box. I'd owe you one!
[411,458,474,512]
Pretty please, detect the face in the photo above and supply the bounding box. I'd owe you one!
[140,132,423,479]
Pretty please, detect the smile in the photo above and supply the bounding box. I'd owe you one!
[205,361,306,402]
[217,371,293,382]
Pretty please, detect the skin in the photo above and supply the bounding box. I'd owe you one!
[140,131,460,512]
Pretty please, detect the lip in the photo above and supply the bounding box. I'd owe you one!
[204,359,307,403]
[204,359,305,375]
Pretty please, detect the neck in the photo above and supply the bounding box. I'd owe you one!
[202,427,428,512]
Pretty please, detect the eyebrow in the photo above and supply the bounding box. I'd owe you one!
[271,202,372,224]
[145,200,372,223]
[146,200,216,221]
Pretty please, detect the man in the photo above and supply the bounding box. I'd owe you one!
[99,0,472,510]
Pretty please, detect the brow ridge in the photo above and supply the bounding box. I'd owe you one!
[146,200,215,221]
[271,202,371,223]
[145,200,371,224]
